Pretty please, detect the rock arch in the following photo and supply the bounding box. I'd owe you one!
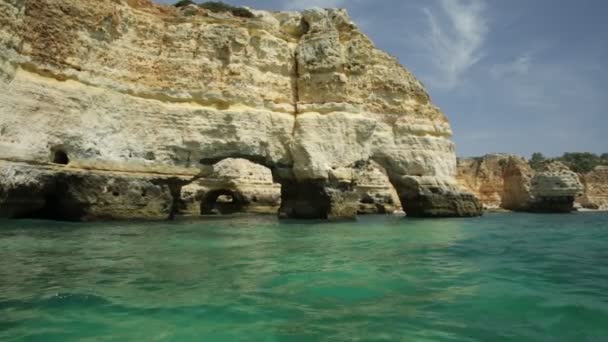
[180,158,282,217]
[200,189,246,215]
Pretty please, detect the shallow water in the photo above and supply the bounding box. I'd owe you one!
[1,213,608,341]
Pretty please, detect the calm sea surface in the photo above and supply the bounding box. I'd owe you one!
[1,213,608,341]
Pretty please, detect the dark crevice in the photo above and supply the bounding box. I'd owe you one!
[152,178,189,220]
[279,180,331,219]
[52,150,69,165]
[16,176,86,222]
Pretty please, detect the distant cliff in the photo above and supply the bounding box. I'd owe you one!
[0,0,480,220]
[458,154,606,212]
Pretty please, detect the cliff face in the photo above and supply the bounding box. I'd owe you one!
[456,154,513,209]
[578,166,608,210]
[0,0,480,220]
[458,155,589,213]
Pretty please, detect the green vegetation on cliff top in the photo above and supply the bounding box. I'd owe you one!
[529,152,608,173]
[173,1,255,18]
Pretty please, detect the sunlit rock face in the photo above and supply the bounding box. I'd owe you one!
[0,0,480,220]
[180,158,281,216]
[458,156,584,213]
[578,166,608,210]
[457,154,515,210]
[528,162,584,213]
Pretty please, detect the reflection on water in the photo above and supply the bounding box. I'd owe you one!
[1,213,608,340]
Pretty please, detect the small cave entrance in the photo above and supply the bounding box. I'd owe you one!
[15,179,86,222]
[52,149,70,165]
[200,189,246,215]
[278,180,331,219]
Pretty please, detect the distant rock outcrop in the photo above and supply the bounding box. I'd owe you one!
[578,166,608,210]
[528,162,584,212]
[458,156,586,213]
[0,0,480,220]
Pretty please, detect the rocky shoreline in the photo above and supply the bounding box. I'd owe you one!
[0,0,484,221]
[2,1,601,222]
[457,154,608,213]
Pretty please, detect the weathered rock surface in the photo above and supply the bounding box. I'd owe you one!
[0,0,480,220]
[0,161,186,221]
[457,154,514,210]
[181,158,281,215]
[501,157,534,211]
[458,156,585,213]
[526,162,584,212]
[353,161,401,214]
[578,166,608,210]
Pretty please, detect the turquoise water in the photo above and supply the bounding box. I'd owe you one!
[1,213,608,341]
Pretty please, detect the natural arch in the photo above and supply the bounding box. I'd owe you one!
[200,189,246,215]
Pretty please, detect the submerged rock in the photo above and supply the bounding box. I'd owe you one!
[0,0,481,220]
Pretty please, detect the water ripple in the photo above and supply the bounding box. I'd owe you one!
[1,213,608,340]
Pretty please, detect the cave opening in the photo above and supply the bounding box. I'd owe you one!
[200,189,246,215]
[15,179,85,222]
[52,150,70,165]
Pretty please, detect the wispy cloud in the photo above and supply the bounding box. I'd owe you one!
[419,0,488,89]
[281,0,346,11]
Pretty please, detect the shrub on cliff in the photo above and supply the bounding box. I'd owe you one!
[530,152,608,173]
[173,1,254,18]
[529,152,547,171]
[199,2,254,18]
[558,152,604,173]
[174,0,195,7]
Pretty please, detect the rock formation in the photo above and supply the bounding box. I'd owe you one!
[0,0,481,220]
[181,158,281,215]
[353,161,401,215]
[458,156,585,213]
[501,157,534,211]
[457,154,513,210]
[527,162,584,212]
[578,166,608,210]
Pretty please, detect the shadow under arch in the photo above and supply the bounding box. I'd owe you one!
[200,189,247,215]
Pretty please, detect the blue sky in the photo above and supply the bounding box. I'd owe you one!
[157,0,608,157]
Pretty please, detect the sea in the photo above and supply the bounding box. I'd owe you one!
[1,212,607,341]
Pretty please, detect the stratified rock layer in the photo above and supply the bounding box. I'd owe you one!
[0,0,480,220]
[181,158,281,215]
[527,162,584,212]
[458,156,585,213]
[578,166,608,210]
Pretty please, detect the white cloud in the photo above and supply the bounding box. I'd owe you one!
[419,0,488,89]
[281,0,346,11]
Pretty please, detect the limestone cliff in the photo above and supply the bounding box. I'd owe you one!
[578,166,608,210]
[0,0,480,220]
[458,155,587,213]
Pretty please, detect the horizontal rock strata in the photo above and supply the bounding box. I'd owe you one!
[0,0,480,220]
[458,155,586,213]
[578,166,608,210]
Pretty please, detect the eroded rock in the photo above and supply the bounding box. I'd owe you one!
[180,158,281,216]
[578,166,608,210]
[0,161,185,221]
[528,162,584,212]
[0,0,481,220]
